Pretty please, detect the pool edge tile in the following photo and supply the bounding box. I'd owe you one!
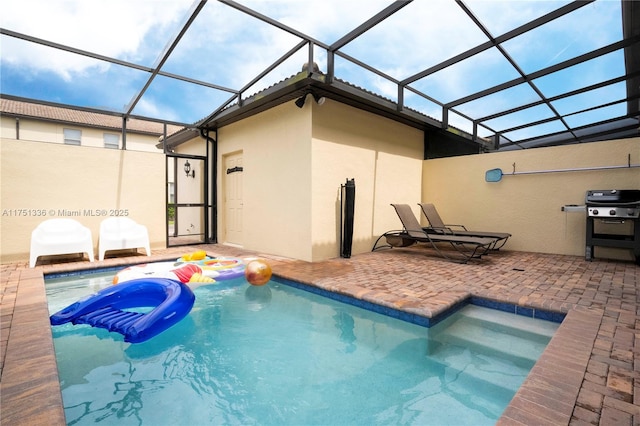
[1,268,66,426]
[498,308,603,426]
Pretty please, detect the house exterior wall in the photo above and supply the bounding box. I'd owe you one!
[216,99,423,262]
[311,100,423,260]
[422,137,640,261]
[217,101,313,260]
[0,138,166,263]
[0,115,162,152]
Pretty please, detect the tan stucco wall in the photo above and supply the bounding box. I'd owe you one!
[0,139,166,263]
[217,102,313,260]
[422,138,640,261]
[0,116,162,152]
[312,101,423,260]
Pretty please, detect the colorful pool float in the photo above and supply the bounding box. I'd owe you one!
[201,258,246,280]
[113,257,246,286]
[178,250,208,262]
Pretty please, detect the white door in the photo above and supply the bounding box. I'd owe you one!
[224,152,243,245]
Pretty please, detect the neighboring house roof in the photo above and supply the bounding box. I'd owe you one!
[0,98,182,136]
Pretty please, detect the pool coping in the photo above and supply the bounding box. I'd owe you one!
[277,275,568,327]
[1,267,65,425]
[1,257,604,425]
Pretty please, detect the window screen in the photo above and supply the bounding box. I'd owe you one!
[63,128,81,145]
[103,133,120,149]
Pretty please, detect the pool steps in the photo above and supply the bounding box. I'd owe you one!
[424,353,521,405]
[422,305,559,394]
[428,306,557,362]
[459,305,559,337]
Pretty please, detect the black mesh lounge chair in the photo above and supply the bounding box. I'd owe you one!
[372,204,498,263]
[418,203,511,250]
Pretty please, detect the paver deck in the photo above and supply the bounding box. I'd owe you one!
[1,245,638,425]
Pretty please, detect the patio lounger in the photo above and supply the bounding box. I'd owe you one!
[99,217,151,261]
[372,204,498,263]
[30,218,95,267]
[419,203,511,250]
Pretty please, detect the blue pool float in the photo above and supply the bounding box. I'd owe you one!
[50,278,195,343]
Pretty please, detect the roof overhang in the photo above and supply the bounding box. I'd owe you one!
[190,73,491,153]
[200,73,447,132]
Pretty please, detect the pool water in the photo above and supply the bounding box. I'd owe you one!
[46,272,559,425]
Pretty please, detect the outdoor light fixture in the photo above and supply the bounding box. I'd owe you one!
[184,160,195,178]
[313,93,326,105]
[295,95,307,108]
[294,92,326,108]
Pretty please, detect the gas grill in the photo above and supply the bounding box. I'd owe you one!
[585,189,640,264]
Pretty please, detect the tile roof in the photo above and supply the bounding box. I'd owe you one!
[0,98,182,136]
[206,72,490,146]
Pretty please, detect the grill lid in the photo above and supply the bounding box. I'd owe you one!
[585,189,640,206]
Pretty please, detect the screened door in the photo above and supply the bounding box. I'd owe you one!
[166,155,209,246]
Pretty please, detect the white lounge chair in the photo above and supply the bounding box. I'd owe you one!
[98,217,151,261]
[30,219,95,267]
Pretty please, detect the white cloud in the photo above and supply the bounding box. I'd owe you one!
[134,97,178,121]
[238,0,392,44]
[0,37,109,81]
[464,0,567,36]
[338,1,490,81]
[1,0,193,78]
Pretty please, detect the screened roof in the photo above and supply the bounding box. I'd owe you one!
[1,0,638,151]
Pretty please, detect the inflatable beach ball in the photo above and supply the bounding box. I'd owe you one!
[245,259,272,286]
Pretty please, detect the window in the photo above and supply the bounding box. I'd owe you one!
[63,128,82,145]
[103,133,120,149]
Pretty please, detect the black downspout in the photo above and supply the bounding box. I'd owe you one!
[201,128,218,243]
[121,117,127,150]
[162,123,168,154]
[341,178,355,258]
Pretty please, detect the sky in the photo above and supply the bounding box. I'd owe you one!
[0,0,628,144]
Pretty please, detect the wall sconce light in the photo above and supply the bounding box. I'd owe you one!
[295,92,326,108]
[184,160,195,178]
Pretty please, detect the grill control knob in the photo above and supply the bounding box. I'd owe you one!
[609,209,616,216]
[592,209,599,215]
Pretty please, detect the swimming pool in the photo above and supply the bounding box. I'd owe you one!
[46,270,560,425]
